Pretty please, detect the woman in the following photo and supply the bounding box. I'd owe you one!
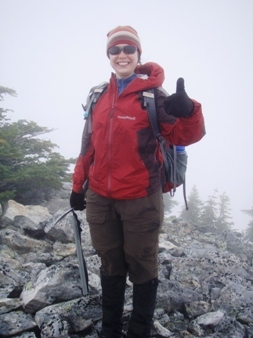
[70,25,205,338]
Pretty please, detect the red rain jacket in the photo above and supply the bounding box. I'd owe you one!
[72,62,205,199]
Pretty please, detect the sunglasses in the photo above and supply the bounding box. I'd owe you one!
[108,45,137,55]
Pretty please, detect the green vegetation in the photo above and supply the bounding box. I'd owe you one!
[0,85,75,209]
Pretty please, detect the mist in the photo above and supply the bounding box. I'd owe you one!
[1,0,253,231]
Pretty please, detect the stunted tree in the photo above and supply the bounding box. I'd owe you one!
[198,189,234,230]
[180,185,203,224]
[242,206,253,241]
[0,86,75,209]
[216,192,234,230]
[199,189,219,227]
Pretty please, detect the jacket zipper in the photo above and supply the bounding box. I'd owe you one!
[107,94,115,193]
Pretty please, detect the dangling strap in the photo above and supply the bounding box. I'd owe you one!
[142,90,169,175]
[183,177,189,210]
[170,145,177,197]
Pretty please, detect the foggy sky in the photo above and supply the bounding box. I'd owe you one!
[1,0,253,231]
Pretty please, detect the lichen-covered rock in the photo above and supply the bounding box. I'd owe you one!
[0,297,22,314]
[0,198,253,337]
[35,295,102,333]
[21,262,83,313]
[0,228,53,254]
[0,311,37,336]
[44,210,74,243]
[1,200,51,226]
[39,313,70,338]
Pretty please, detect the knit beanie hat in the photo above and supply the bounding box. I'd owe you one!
[106,25,142,56]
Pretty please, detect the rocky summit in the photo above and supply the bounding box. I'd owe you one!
[0,189,253,337]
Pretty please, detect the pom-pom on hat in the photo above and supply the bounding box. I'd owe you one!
[106,25,142,57]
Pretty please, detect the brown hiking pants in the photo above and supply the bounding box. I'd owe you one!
[86,188,164,284]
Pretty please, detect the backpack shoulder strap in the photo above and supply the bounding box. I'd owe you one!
[82,82,108,119]
[142,89,159,137]
[142,88,170,175]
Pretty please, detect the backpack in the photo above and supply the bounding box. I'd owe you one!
[82,83,189,209]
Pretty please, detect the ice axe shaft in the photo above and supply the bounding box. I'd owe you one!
[53,208,89,296]
[72,210,89,296]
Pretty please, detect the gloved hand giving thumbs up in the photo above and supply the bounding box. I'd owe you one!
[164,78,194,118]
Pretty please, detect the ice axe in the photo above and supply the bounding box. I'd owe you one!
[53,208,89,296]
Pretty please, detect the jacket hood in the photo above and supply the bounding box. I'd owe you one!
[109,62,165,93]
[135,62,165,89]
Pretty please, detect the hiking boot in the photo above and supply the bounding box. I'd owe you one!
[127,278,158,338]
[100,273,126,338]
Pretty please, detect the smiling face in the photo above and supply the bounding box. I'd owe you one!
[109,44,139,79]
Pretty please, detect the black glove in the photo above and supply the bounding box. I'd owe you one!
[70,191,86,211]
[164,78,194,118]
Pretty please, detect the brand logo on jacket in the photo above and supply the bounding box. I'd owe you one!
[118,116,136,120]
